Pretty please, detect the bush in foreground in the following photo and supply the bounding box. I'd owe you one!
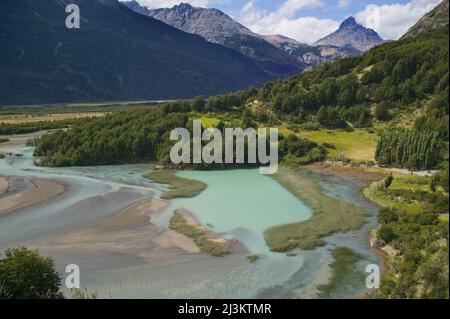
[0,247,63,299]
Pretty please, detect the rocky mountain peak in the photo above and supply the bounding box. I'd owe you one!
[339,17,357,29]
[314,16,384,51]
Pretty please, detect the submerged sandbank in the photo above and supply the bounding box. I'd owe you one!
[0,177,67,216]
[0,176,8,195]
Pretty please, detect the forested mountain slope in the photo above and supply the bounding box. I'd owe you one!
[0,0,270,105]
[33,26,449,170]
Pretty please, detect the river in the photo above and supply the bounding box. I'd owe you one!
[0,142,380,299]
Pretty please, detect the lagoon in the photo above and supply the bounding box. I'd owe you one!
[164,169,312,254]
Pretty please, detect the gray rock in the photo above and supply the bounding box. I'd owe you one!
[314,17,385,52]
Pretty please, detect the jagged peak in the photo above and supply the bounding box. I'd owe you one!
[339,17,357,29]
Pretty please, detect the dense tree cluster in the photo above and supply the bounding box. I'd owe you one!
[34,106,320,167]
[375,129,443,170]
[375,208,449,299]
[0,119,81,135]
[35,107,189,166]
[279,134,327,165]
[205,88,258,111]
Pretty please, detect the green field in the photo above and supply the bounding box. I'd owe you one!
[279,126,379,162]
[192,115,222,127]
[363,173,432,214]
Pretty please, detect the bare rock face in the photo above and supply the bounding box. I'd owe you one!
[144,3,306,78]
[401,0,449,39]
[123,2,366,78]
[314,17,385,52]
[121,0,151,15]
[148,3,257,44]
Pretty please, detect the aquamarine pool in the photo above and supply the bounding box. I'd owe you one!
[166,169,312,254]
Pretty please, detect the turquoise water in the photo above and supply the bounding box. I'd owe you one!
[164,169,312,255]
[1,146,379,298]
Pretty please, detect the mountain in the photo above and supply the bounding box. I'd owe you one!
[0,0,271,105]
[141,2,306,78]
[263,33,361,66]
[121,0,150,15]
[124,2,363,77]
[401,0,449,39]
[314,17,385,51]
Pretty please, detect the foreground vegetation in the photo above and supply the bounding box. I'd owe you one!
[265,166,367,251]
[364,171,449,298]
[373,207,448,298]
[169,211,229,257]
[0,247,63,299]
[146,170,207,200]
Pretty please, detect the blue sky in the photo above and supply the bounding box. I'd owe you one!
[131,0,442,43]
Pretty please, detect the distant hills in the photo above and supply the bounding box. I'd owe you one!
[123,1,365,77]
[402,0,449,39]
[0,0,271,105]
[314,17,385,51]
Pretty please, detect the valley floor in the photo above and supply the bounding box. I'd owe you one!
[0,130,390,298]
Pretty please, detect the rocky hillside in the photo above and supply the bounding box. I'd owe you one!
[124,2,362,77]
[401,0,449,39]
[145,2,305,78]
[314,17,385,51]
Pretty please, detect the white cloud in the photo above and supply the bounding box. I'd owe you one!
[338,0,351,8]
[355,0,442,40]
[240,0,339,44]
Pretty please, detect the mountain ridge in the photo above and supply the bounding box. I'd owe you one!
[124,2,363,77]
[401,0,449,39]
[314,17,385,51]
[144,2,306,78]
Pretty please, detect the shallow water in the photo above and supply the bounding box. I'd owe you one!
[0,146,380,298]
[161,170,312,255]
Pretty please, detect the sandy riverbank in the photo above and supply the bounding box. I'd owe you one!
[174,208,247,255]
[0,177,67,216]
[0,130,57,153]
[31,198,203,258]
[0,176,8,195]
[306,162,388,184]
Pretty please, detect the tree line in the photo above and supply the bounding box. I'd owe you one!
[375,129,443,170]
